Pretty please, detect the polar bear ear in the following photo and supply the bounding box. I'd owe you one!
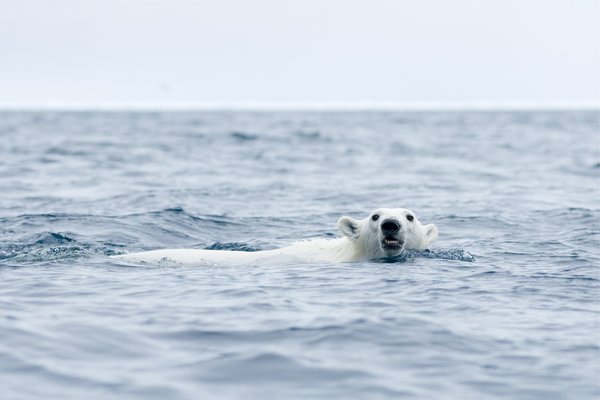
[338,216,360,240]
[423,224,438,245]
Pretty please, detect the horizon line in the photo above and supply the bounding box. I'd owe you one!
[0,101,598,112]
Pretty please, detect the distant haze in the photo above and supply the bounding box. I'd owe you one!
[1,0,598,109]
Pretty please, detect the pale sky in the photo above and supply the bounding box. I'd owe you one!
[1,0,599,108]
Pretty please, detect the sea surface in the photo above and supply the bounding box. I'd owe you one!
[0,110,598,400]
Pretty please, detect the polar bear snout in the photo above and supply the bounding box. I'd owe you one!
[379,218,404,251]
[380,219,401,234]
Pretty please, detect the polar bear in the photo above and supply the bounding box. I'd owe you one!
[113,208,438,266]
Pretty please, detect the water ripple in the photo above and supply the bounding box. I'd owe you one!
[0,111,598,400]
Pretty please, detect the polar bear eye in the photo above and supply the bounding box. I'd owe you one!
[371,214,379,221]
[406,215,414,222]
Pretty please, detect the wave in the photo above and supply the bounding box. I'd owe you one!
[204,242,261,252]
[0,231,114,263]
[1,234,474,264]
[383,249,476,263]
[0,209,476,265]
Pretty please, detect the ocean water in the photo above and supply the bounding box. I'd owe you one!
[0,110,598,400]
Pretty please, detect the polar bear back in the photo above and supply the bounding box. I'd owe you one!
[113,238,355,266]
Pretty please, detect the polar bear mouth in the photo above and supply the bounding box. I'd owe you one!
[382,237,403,249]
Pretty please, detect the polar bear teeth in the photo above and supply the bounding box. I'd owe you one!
[383,238,400,244]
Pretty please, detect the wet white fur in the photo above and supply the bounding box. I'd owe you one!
[112,208,438,266]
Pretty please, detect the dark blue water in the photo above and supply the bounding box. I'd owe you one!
[1,110,598,399]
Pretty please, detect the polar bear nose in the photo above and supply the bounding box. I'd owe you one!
[381,219,401,233]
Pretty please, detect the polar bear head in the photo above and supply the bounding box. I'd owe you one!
[337,208,438,259]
